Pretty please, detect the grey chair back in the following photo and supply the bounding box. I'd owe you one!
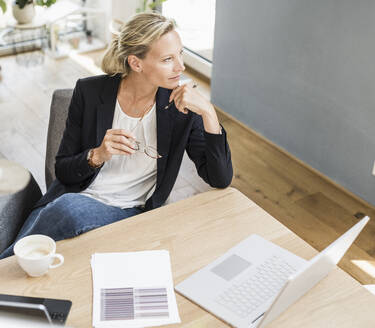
[45,89,73,189]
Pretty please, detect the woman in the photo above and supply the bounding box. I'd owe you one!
[0,13,232,259]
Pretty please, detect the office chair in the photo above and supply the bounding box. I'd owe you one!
[0,89,73,253]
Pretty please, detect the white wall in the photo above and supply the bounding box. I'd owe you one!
[86,0,141,43]
[212,0,375,205]
[111,0,139,23]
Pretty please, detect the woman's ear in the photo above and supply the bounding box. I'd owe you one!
[127,55,143,72]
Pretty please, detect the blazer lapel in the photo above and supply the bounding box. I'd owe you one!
[96,74,122,145]
[156,87,174,188]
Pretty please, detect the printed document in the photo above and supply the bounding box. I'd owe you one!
[91,250,181,328]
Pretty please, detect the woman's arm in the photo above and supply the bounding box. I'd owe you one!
[169,81,233,187]
[186,115,233,188]
[55,80,98,186]
[200,105,221,135]
[55,79,139,186]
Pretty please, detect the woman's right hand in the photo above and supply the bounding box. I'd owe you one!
[90,129,136,166]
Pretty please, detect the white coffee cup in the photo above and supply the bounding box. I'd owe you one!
[14,235,64,277]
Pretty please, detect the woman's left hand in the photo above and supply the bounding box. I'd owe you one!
[169,81,215,117]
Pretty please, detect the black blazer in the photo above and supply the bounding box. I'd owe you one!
[35,74,233,211]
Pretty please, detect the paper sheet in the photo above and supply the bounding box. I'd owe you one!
[91,250,180,328]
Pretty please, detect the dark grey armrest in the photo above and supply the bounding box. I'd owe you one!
[0,173,42,253]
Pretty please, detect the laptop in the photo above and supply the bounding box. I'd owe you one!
[0,294,72,326]
[175,216,370,328]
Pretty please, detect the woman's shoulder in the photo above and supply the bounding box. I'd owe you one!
[72,74,122,102]
[78,73,120,86]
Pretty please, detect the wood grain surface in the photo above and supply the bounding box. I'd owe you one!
[0,188,374,327]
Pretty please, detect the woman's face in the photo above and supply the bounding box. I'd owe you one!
[139,30,185,89]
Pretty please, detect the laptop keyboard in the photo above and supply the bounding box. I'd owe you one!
[215,255,297,318]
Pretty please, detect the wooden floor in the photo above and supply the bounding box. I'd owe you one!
[1,50,374,285]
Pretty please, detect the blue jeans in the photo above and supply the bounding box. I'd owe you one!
[0,193,144,259]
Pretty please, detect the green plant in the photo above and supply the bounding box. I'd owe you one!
[35,0,56,7]
[14,0,56,9]
[136,0,168,13]
[0,0,6,13]
[15,0,33,9]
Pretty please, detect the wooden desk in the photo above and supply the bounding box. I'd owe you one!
[0,188,374,327]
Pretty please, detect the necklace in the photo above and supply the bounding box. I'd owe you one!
[129,100,155,136]
[138,100,155,122]
[120,78,156,120]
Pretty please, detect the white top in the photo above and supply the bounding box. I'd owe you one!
[80,100,158,208]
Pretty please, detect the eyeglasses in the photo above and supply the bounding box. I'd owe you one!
[131,140,162,159]
[130,113,162,159]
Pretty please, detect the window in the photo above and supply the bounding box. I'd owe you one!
[162,0,216,78]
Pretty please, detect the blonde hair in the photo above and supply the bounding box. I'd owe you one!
[102,13,176,77]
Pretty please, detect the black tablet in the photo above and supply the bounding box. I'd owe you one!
[0,294,72,325]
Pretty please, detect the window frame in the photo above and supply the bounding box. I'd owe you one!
[159,1,214,79]
[182,47,212,78]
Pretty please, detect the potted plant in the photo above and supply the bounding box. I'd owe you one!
[12,0,56,24]
[12,0,34,24]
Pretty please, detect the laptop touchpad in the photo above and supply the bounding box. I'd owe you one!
[211,254,251,281]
